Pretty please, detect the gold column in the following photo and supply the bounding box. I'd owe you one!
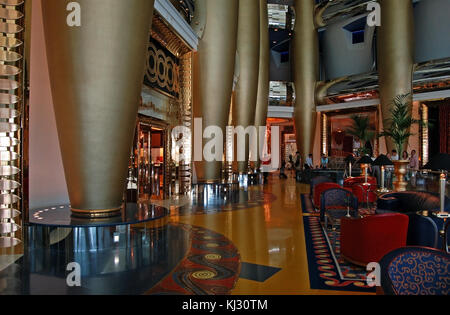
[378,0,415,153]
[192,0,239,182]
[233,0,260,173]
[292,0,319,161]
[254,0,269,170]
[41,0,155,217]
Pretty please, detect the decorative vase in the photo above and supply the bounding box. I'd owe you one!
[41,0,155,218]
[393,160,409,192]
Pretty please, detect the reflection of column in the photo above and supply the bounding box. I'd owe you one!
[292,0,319,162]
[254,0,270,170]
[321,114,328,156]
[41,0,155,217]
[233,0,260,173]
[192,0,239,182]
[421,104,429,166]
[378,0,414,153]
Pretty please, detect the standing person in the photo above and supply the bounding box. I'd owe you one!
[372,154,381,187]
[294,152,301,170]
[279,160,288,179]
[294,151,302,180]
[402,151,409,161]
[409,150,419,170]
[306,154,314,169]
[390,150,399,161]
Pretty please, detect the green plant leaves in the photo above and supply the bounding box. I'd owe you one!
[378,93,420,154]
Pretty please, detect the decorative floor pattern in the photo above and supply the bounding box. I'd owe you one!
[303,216,375,293]
[147,223,241,295]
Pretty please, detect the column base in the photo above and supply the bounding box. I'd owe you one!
[71,207,123,219]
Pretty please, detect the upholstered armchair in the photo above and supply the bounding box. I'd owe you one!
[376,191,450,249]
[377,191,450,213]
[313,182,343,209]
[310,176,332,195]
[340,213,409,266]
[380,247,450,295]
[320,188,358,223]
[352,184,378,205]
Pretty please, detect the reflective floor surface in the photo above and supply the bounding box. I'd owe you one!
[0,175,373,295]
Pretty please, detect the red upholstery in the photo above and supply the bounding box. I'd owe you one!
[344,176,377,189]
[313,183,342,208]
[340,213,409,266]
[352,184,378,204]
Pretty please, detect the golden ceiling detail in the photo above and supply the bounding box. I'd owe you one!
[151,15,191,58]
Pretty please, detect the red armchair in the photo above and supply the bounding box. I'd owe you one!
[340,213,409,266]
[344,176,377,189]
[313,182,342,208]
[352,184,378,205]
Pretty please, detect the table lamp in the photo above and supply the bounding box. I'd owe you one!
[423,153,450,215]
[345,154,356,178]
[356,155,374,185]
[372,154,394,193]
[423,153,450,250]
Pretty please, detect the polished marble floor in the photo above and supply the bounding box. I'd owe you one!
[0,174,373,295]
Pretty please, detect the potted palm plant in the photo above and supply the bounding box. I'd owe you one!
[379,94,421,191]
[346,114,376,157]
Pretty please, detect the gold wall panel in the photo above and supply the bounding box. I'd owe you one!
[292,0,319,161]
[193,0,239,182]
[42,0,155,217]
[145,40,180,99]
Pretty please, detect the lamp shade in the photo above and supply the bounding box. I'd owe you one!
[372,154,394,166]
[423,153,450,172]
[356,155,374,165]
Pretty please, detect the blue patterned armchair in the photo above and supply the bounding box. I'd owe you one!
[310,176,332,195]
[380,247,450,295]
[320,188,358,223]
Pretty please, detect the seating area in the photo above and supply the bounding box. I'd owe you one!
[309,174,450,295]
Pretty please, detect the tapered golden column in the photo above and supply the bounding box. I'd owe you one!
[254,0,270,170]
[292,0,319,162]
[42,0,155,217]
[192,0,239,182]
[233,0,260,173]
[378,0,415,153]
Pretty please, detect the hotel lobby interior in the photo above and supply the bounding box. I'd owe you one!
[0,0,448,298]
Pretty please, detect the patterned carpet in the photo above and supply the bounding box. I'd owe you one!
[147,223,241,295]
[303,216,376,293]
